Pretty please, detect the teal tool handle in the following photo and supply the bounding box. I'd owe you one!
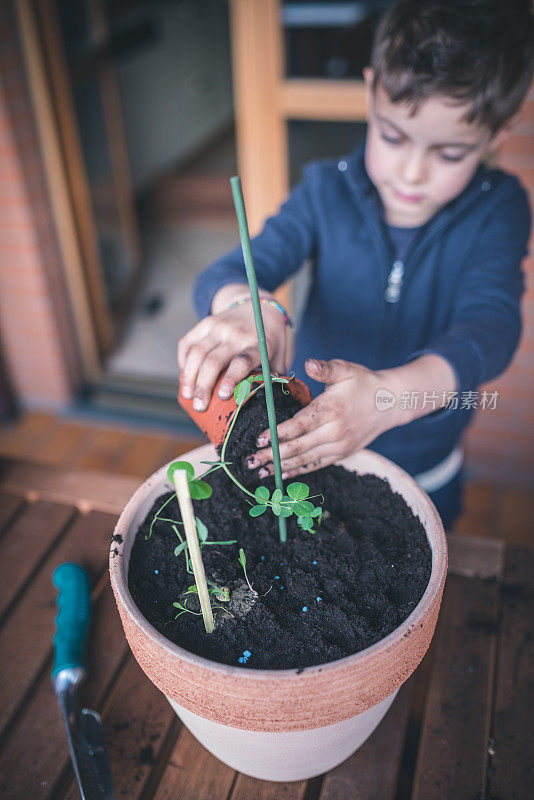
[52,563,91,676]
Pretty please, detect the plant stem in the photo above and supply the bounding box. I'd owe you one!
[230,176,287,543]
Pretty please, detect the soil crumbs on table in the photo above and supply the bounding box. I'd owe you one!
[129,384,432,670]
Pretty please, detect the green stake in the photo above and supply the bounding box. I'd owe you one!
[230,176,287,543]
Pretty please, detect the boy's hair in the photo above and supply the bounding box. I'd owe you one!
[370,0,534,133]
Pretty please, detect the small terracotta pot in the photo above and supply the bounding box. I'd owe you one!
[109,445,447,782]
[178,373,312,447]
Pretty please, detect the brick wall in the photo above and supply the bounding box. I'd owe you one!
[0,3,82,409]
[464,86,534,487]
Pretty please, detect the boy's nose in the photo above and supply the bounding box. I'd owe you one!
[400,151,427,184]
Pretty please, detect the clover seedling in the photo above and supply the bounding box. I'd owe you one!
[161,376,323,546]
[238,548,257,596]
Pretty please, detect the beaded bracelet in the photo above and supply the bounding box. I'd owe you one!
[227,296,295,329]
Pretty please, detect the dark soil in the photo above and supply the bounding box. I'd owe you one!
[128,384,432,670]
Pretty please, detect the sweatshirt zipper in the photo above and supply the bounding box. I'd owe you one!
[384,259,405,303]
[341,155,493,360]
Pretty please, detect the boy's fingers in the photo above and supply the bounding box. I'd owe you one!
[179,336,214,399]
[177,317,213,369]
[219,348,261,398]
[275,399,326,444]
[281,452,335,480]
[249,421,336,469]
[254,400,322,450]
[255,441,339,480]
[192,344,235,410]
[281,440,342,475]
[305,357,354,385]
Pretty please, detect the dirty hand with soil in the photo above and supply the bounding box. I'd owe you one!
[248,353,457,480]
[246,358,390,480]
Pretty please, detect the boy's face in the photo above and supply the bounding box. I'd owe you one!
[363,69,505,227]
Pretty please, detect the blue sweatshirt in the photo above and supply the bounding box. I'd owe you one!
[193,141,531,477]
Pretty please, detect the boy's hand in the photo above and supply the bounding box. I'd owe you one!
[178,303,287,411]
[247,358,388,479]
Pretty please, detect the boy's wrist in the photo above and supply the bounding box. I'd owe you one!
[378,354,458,427]
[210,283,275,315]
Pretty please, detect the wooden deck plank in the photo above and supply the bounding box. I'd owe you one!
[495,487,534,545]
[0,509,117,736]
[62,657,178,800]
[0,499,75,619]
[447,532,504,579]
[114,433,202,479]
[488,546,534,798]
[70,427,134,472]
[0,412,58,459]
[151,726,236,800]
[0,458,140,514]
[115,433,176,478]
[411,574,500,799]
[34,421,93,467]
[451,480,497,539]
[0,582,128,800]
[231,774,308,800]
[0,491,24,532]
[319,677,414,800]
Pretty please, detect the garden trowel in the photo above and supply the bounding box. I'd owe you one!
[51,563,116,800]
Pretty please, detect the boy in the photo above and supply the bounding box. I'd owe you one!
[178,0,534,530]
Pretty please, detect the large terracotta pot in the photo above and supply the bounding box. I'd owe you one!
[109,444,447,782]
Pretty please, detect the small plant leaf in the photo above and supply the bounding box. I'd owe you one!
[238,548,246,567]
[249,504,268,517]
[272,488,283,504]
[215,586,230,602]
[292,500,314,516]
[272,504,282,516]
[203,539,238,545]
[298,516,314,531]
[254,486,270,503]
[167,460,195,483]
[187,585,198,593]
[195,516,208,542]
[278,505,293,518]
[310,506,323,517]
[287,482,310,500]
[234,378,252,405]
[174,541,188,557]
[251,375,264,383]
[189,479,213,499]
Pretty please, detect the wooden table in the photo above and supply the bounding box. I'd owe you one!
[0,457,532,800]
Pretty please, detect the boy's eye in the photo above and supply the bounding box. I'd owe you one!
[439,151,465,163]
[380,132,403,146]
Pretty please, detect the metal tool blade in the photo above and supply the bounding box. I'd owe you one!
[54,668,116,800]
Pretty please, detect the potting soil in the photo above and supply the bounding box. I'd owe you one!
[129,383,432,669]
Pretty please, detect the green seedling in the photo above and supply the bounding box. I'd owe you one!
[185,580,231,603]
[164,375,324,538]
[173,599,201,618]
[171,516,236,575]
[173,593,234,620]
[238,548,257,595]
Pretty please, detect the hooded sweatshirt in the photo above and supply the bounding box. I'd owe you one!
[192,141,531,478]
